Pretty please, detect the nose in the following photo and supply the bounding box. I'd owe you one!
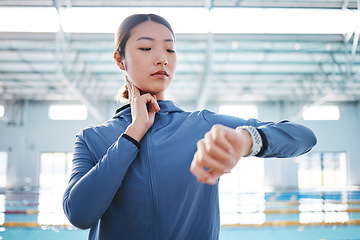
[155,53,168,66]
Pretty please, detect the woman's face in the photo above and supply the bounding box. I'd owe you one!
[116,21,177,100]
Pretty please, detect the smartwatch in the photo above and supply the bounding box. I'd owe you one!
[235,125,263,157]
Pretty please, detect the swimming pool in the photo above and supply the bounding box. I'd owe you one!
[1,190,359,240]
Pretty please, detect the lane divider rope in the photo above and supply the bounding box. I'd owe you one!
[2,219,360,228]
[222,219,360,227]
[3,208,360,215]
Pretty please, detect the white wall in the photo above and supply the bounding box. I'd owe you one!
[297,103,360,187]
[0,101,109,190]
[260,102,360,189]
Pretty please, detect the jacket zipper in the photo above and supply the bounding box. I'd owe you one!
[146,130,157,239]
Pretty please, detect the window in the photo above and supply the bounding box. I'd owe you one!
[297,152,349,224]
[0,152,7,188]
[219,157,265,192]
[39,152,73,190]
[219,104,258,119]
[49,104,87,120]
[0,105,4,118]
[38,152,73,226]
[218,104,264,225]
[303,105,340,120]
[2,7,357,34]
[0,152,6,226]
[297,152,347,189]
[219,157,265,224]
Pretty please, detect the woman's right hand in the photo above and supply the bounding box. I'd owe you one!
[124,80,160,142]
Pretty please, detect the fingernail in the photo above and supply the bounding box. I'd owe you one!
[224,168,231,173]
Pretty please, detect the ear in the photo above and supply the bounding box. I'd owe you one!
[114,51,125,70]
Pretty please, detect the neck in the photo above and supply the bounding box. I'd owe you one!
[138,90,165,101]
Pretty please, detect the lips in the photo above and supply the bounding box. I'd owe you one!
[151,70,168,76]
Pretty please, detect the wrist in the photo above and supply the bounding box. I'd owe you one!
[236,126,263,157]
[237,129,252,157]
[124,123,148,142]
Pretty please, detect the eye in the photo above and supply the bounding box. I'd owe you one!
[167,49,175,53]
[139,48,151,51]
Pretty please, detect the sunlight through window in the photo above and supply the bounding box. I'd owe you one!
[210,8,358,34]
[49,104,87,120]
[218,104,264,225]
[60,7,209,33]
[0,7,358,34]
[0,7,59,32]
[303,105,340,120]
[0,105,4,118]
[297,152,347,189]
[0,194,4,225]
[38,152,73,225]
[219,105,258,119]
[0,152,7,188]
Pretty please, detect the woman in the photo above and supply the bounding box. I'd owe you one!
[63,14,316,239]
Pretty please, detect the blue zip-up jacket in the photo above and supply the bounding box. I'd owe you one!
[63,100,316,240]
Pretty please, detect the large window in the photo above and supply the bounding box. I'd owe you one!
[219,104,258,119]
[219,157,266,225]
[0,152,7,188]
[218,104,265,225]
[39,152,73,190]
[303,105,340,120]
[38,152,74,226]
[297,152,347,189]
[0,105,4,118]
[48,104,87,120]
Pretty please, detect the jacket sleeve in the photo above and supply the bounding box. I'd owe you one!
[62,131,139,229]
[203,111,317,158]
[255,119,317,158]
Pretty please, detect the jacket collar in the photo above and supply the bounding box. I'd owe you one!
[113,100,184,119]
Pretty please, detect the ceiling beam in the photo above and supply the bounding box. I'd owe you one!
[53,0,104,122]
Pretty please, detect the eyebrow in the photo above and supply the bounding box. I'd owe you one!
[136,36,174,42]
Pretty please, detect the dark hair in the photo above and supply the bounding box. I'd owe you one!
[115,13,175,58]
[114,14,175,100]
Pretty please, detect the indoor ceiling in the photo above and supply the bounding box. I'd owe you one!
[0,0,359,121]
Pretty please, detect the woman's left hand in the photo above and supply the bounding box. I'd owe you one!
[190,125,253,185]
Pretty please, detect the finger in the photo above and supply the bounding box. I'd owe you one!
[200,142,232,173]
[132,83,141,98]
[190,143,213,179]
[125,78,133,101]
[150,96,160,112]
[141,94,160,112]
[191,141,228,184]
[209,125,234,154]
[132,94,160,115]
[190,154,217,184]
[207,169,224,180]
[126,79,141,100]
[204,135,234,164]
